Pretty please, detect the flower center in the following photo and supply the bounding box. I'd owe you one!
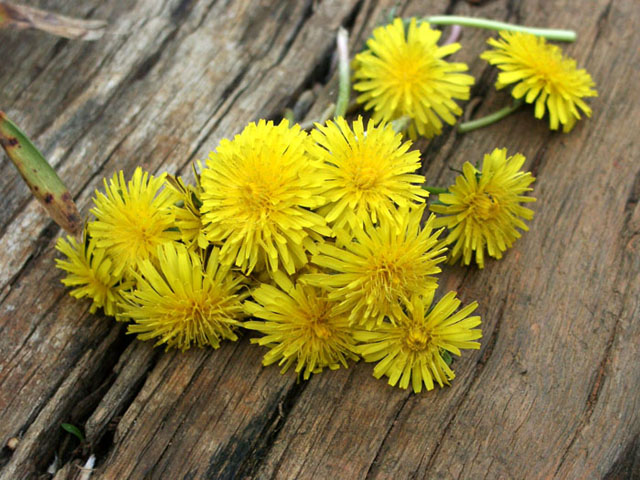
[532,54,563,82]
[390,51,431,89]
[305,298,335,340]
[240,169,281,216]
[188,300,206,323]
[351,163,380,190]
[310,321,332,340]
[345,151,384,191]
[404,326,432,352]
[469,192,501,221]
[368,252,408,300]
[117,214,167,259]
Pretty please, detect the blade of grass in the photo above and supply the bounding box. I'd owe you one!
[60,423,85,443]
[0,111,81,235]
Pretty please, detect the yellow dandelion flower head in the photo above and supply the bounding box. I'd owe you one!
[306,205,447,328]
[244,271,359,380]
[200,119,331,275]
[89,167,179,277]
[166,174,209,251]
[310,116,427,231]
[481,31,597,132]
[353,17,475,139]
[431,148,536,269]
[120,243,247,351]
[355,292,482,393]
[55,230,132,316]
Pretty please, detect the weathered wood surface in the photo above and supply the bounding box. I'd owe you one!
[0,0,638,478]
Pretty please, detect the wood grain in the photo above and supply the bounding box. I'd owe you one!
[0,0,638,478]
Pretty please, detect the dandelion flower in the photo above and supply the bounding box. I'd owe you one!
[166,173,209,251]
[89,167,179,277]
[306,205,447,328]
[431,148,535,269]
[120,244,246,351]
[355,292,481,393]
[55,231,132,316]
[481,31,597,132]
[353,18,475,139]
[200,120,331,275]
[244,271,359,380]
[310,116,427,231]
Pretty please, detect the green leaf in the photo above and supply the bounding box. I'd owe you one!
[440,349,453,366]
[60,423,84,443]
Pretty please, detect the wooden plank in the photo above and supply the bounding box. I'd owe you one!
[0,0,638,478]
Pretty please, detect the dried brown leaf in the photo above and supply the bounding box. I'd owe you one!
[0,2,106,40]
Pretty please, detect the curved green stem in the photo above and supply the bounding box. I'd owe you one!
[334,27,351,118]
[424,15,577,42]
[458,99,524,134]
[422,186,448,195]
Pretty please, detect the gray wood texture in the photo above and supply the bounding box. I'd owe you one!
[1,0,638,478]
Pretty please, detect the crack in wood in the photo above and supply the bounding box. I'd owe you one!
[226,381,309,479]
[177,65,253,172]
[10,38,70,106]
[506,0,522,23]
[553,162,640,476]
[363,391,412,480]
[1,324,125,478]
[445,0,461,15]
[171,0,199,23]
[587,0,614,60]
[553,305,622,476]
[274,0,316,65]
[527,139,550,179]
[143,347,242,478]
[417,293,509,476]
[0,217,64,300]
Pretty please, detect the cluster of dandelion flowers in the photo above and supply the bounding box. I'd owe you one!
[55,231,132,316]
[353,18,475,139]
[355,292,481,393]
[244,271,359,380]
[89,167,179,277]
[431,148,536,269]
[53,116,489,392]
[481,31,597,132]
[119,244,247,352]
[306,205,447,328]
[309,116,427,231]
[200,119,331,275]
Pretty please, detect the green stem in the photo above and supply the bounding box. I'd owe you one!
[424,15,577,42]
[422,186,448,195]
[0,111,81,235]
[458,99,523,134]
[334,27,351,118]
